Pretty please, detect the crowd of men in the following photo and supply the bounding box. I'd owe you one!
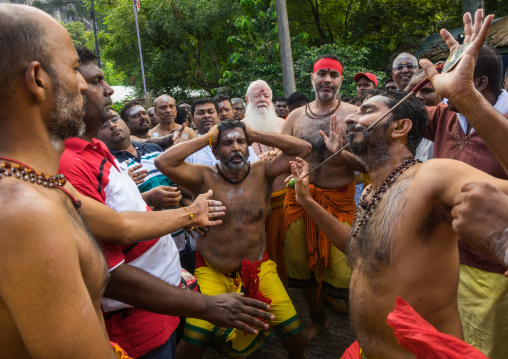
[2,3,508,359]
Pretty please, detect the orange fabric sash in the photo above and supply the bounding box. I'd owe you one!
[283,183,356,285]
[110,342,133,359]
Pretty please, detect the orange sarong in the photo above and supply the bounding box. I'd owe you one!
[265,189,287,279]
[283,183,356,287]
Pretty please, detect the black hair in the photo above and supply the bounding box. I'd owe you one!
[286,92,310,105]
[362,89,383,102]
[217,120,247,142]
[175,107,190,125]
[315,54,341,63]
[191,97,219,117]
[75,45,98,66]
[214,95,231,104]
[177,100,191,107]
[384,79,397,86]
[0,5,56,99]
[120,100,144,123]
[474,45,503,95]
[276,97,288,103]
[342,96,352,103]
[380,90,428,155]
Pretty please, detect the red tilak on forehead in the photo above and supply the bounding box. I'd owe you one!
[259,88,265,92]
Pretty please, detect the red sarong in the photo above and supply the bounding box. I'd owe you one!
[341,340,361,359]
[387,297,488,359]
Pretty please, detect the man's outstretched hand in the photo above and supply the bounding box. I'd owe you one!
[286,157,312,206]
[420,9,494,104]
[187,189,226,228]
[204,293,274,334]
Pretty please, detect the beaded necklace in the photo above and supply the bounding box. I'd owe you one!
[305,99,341,120]
[0,157,82,209]
[351,159,420,238]
[215,162,251,184]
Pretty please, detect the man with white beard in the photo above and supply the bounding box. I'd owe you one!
[243,79,289,283]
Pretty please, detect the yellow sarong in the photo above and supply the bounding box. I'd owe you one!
[457,264,508,359]
[183,257,302,356]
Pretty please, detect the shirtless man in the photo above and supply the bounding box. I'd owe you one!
[149,94,197,141]
[243,79,289,281]
[289,12,505,358]
[281,54,361,340]
[0,5,118,357]
[155,120,312,358]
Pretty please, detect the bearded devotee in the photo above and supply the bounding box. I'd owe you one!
[281,54,362,341]
[243,79,288,281]
[232,97,246,120]
[150,94,197,141]
[288,12,508,358]
[404,32,508,359]
[120,100,151,140]
[155,120,312,358]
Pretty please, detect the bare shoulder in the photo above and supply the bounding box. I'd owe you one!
[338,101,358,116]
[0,181,79,267]
[282,106,305,134]
[184,126,197,138]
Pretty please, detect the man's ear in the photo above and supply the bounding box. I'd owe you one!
[390,118,412,140]
[25,61,48,102]
[245,95,249,104]
[474,76,488,93]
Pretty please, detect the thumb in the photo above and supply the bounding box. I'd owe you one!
[204,189,213,199]
[419,59,438,82]
[319,130,328,140]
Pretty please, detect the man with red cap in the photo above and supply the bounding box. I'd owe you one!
[354,72,378,98]
[281,54,363,341]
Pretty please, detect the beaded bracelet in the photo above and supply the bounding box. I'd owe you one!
[182,206,195,230]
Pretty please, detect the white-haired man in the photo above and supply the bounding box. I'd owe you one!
[243,79,288,282]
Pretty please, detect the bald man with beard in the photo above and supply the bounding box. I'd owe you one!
[243,79,289,282]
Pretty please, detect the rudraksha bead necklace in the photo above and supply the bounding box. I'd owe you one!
[351,159,420,238]
[305,99,341,120]
[0,157,81,209]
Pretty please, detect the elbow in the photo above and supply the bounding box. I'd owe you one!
[301,143,312,158]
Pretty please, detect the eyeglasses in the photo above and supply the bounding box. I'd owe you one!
[392,64,418,71]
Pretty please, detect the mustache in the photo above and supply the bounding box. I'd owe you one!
[228,151,245,161]
[346,123,367,134]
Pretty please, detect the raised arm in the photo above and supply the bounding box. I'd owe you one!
[154,132,212,192]
[287,157,351,252]
[421,10,508,173]
[245,124,312,179]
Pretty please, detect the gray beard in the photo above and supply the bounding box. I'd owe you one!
[243,103,279,133]
[348,124,390,171]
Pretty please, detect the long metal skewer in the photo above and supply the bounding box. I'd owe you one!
[301,65,443,179]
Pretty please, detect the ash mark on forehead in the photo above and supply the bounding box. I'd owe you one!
[129,105,145,116]
[161,95,171,103]
[226,131,241,140]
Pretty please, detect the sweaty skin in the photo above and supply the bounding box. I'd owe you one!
[282,102,361,188]
[155,126,311,273]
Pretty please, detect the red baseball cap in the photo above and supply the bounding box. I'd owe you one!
[354,72,378,87]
